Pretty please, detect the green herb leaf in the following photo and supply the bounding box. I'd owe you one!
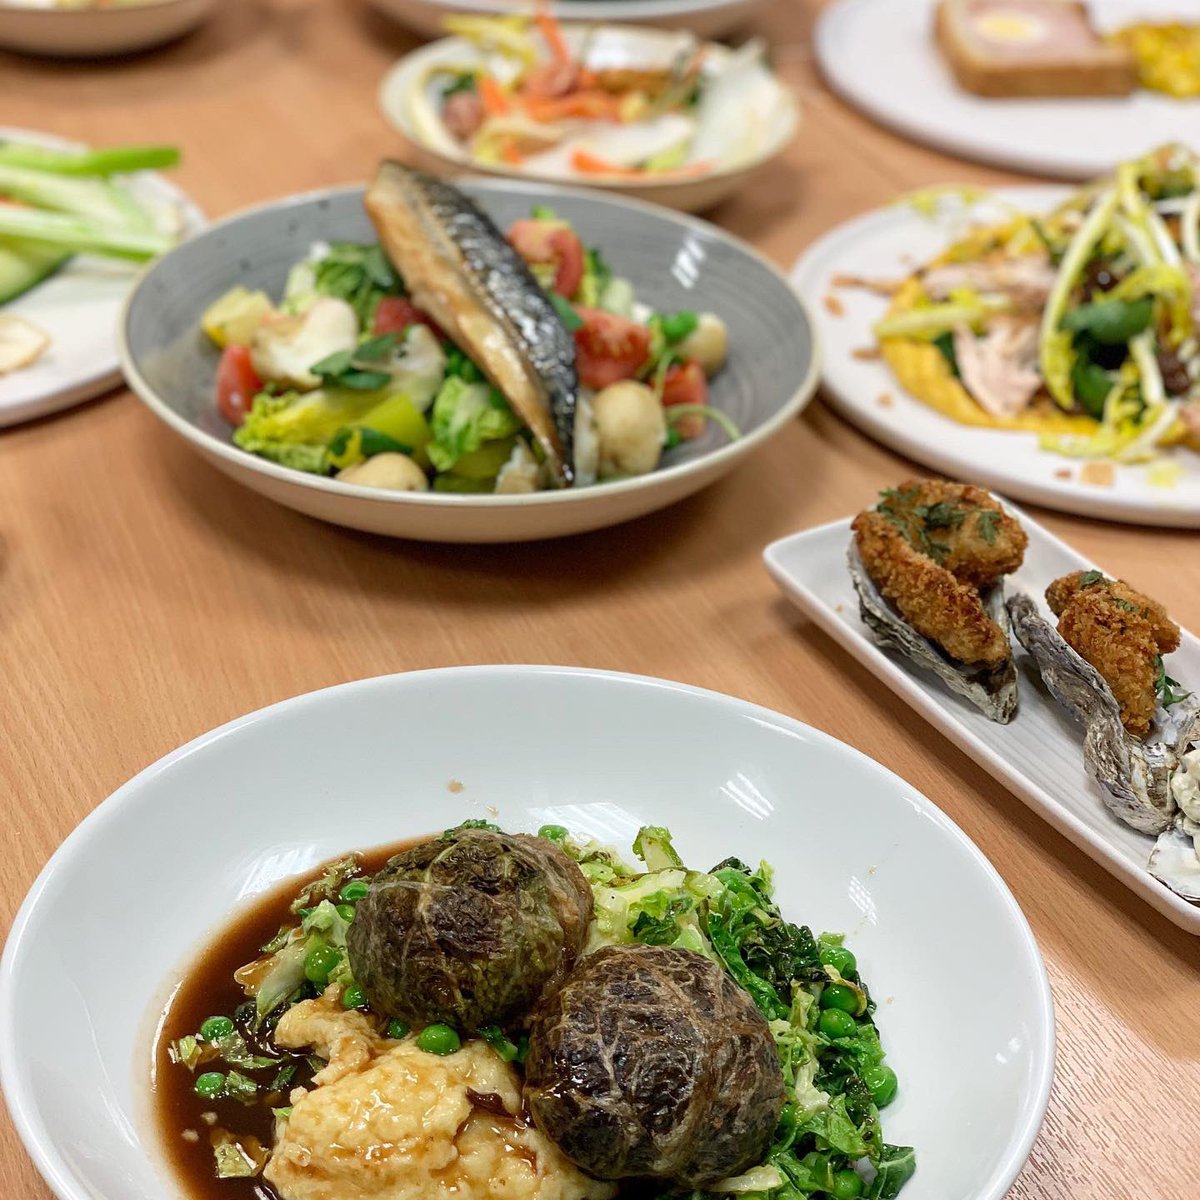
[867,1145,918,1199]
[548,292,583,331]
[224,1070,259,1104]
[1155,656,1192,707]
[1078,570,1107,588]
[975,509,1000,545]
[1061,296,1155,345]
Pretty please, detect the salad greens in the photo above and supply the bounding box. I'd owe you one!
[875,145,1200,468]
[555,825,915,1200]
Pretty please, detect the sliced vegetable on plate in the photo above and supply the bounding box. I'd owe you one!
[0,129,199,424]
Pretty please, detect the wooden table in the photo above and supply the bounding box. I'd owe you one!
[2,1,1197,1196]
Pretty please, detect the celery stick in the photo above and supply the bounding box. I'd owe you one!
[0,143,180,176]
[0,240,71,304]
[0,207,171,260]
[0,164,155,232]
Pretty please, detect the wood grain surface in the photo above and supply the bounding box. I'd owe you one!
[1,1,1197,1197]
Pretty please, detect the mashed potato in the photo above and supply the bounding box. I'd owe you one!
[264,996,613,1200]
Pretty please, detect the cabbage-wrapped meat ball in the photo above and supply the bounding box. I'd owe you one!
[347,828,593,1030]
[524,944,785,1188]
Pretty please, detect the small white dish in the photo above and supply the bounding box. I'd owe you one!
[0,666,1053,1200]
[765,511,1200,935]
[791,185,1200,528]
[368,0,766,44]
[0,127,204,428]
[379,24,799,214]
[0,0,216,58]
[816,0,1200,181]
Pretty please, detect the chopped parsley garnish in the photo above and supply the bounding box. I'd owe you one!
[976,509,1000,545]
[1078,570,1107,588]
[1155,657,1191,708]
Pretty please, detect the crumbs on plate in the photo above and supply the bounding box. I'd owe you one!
[1080,462,1116,488]
[822,294,845,317]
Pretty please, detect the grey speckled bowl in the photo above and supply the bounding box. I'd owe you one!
[120,179,819,542]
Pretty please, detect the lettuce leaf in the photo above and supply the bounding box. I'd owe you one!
[426,377,523,472]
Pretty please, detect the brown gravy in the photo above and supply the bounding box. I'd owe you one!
[153,840,419,1200]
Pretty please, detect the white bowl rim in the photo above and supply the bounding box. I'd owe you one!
[0,664,1054,1200]
[379,25,801,192]
[0,0,199,16]
[386,0,766,17]
[119,177,821,512]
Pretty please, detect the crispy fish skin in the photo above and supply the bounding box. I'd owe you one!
[851,509,1011,668]
[365,162,577,483]
[1046,570,1180,653]
[1055,590,1160,738]
[879,479,1028,588]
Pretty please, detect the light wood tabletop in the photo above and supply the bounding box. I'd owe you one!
[1,1,1197,1197]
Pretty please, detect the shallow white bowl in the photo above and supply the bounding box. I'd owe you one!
[121,180,818,543]
[0,667,1053,1200]
[0,0,215,58]
[369,0,766,43]
[379,24,799,214]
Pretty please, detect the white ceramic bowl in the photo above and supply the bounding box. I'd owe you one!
[379,24,799,214]
[120,180,819,543]
[0,0,215,58]
[368,0,766,42]
[0,667,1054,1200]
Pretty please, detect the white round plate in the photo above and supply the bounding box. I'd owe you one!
[0,0,215,57]
[0,666,1054,1200]
[0,128,204,428]
[816,0,1200,180]
[379,24,798,214]
[368,0,765,41]
[792,186,1200,527]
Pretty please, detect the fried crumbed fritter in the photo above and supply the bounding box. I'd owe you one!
[877,479,1028,588]
[1046,570,1180,653]
[1055,588,1160,738]
[852,509,1011,667]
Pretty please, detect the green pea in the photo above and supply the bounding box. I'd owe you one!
[194,1072,225,1099]
[819,945,857,978]
[336,904,357,923]
[821,984,859,1014]
[339,881,370,903]
[661,310,699,344]
[199,1016,234,1042]
[829,1168,864,1200]
[818,1008,857,1040]
[538,824,569,842]
[341,984,366,1010]
[386,1019,410,1040]
[304,944,341,986]
[864,1063,898,1108]
[417,1024,461,1056]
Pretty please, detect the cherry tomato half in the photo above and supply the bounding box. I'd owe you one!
[662,360,709,439]
[573,307,652,390]
[215,344,263,426]
[372,296,444,339]
[507,218,585,298]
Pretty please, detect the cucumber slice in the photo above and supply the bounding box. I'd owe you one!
[0,238,70,305]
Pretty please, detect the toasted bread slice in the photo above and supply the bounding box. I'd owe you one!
[936,0,1138,98]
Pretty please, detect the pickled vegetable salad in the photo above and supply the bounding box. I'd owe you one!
[202,208,734,494]
[874,144,1200,466]
[552,824,916,1200]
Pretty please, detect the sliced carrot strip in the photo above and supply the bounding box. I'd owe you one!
[500,139,525,165]
[478,74,512,116]
[522,91,622,122]
[535,5,572,64]
[568,149,715,179]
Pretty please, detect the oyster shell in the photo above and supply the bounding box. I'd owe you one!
[1008,592,1200,901]
[847,542,1019,722]
[1149,818,1200,903]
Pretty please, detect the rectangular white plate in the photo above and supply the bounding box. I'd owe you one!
[764,511,1200,934]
